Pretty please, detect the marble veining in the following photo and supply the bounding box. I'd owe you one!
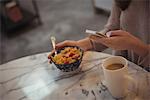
[0,51,149,100]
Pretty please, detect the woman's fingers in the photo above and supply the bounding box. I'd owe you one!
[90,34,121,48]
[98,37,122,50]
[108,30,129,37]
[98,37,114,45]
[56,40,77,49]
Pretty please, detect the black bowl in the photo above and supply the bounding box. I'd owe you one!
[50,46,84,72]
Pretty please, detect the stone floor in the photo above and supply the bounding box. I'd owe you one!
[0,0,110,64]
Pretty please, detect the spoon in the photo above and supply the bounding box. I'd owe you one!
[50,36,57,55]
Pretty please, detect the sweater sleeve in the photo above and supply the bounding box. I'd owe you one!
[104,1,121,31]
[91,1,121,51]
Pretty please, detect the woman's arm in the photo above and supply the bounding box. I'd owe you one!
[90,30,149,56]
[55,36,107,52]
[90,30,149,67]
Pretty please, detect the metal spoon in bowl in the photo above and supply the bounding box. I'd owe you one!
[50,36,57,55]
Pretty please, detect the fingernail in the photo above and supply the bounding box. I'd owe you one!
[106,32,111,37]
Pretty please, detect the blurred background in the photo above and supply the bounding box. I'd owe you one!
[0,0,112,64]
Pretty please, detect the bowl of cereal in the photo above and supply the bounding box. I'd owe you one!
[49,46,84,72]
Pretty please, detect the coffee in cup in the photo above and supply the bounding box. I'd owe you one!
[106,63,124,70]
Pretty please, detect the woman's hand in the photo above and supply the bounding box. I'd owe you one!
[100,30,140,50]
[55,40,78,49]
[48,40,78,61]
[90,30,149,56]
[56,37,92,51]
[48,37,93,61]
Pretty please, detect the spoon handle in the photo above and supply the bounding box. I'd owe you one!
[51,36,57,54]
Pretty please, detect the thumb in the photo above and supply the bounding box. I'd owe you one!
[108,30,127,37]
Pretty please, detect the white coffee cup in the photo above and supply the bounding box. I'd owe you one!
[102,56,134,98]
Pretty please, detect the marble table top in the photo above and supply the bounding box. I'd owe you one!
[0,51,150,100]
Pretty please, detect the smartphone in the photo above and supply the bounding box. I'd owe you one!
[85,29,107,38]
